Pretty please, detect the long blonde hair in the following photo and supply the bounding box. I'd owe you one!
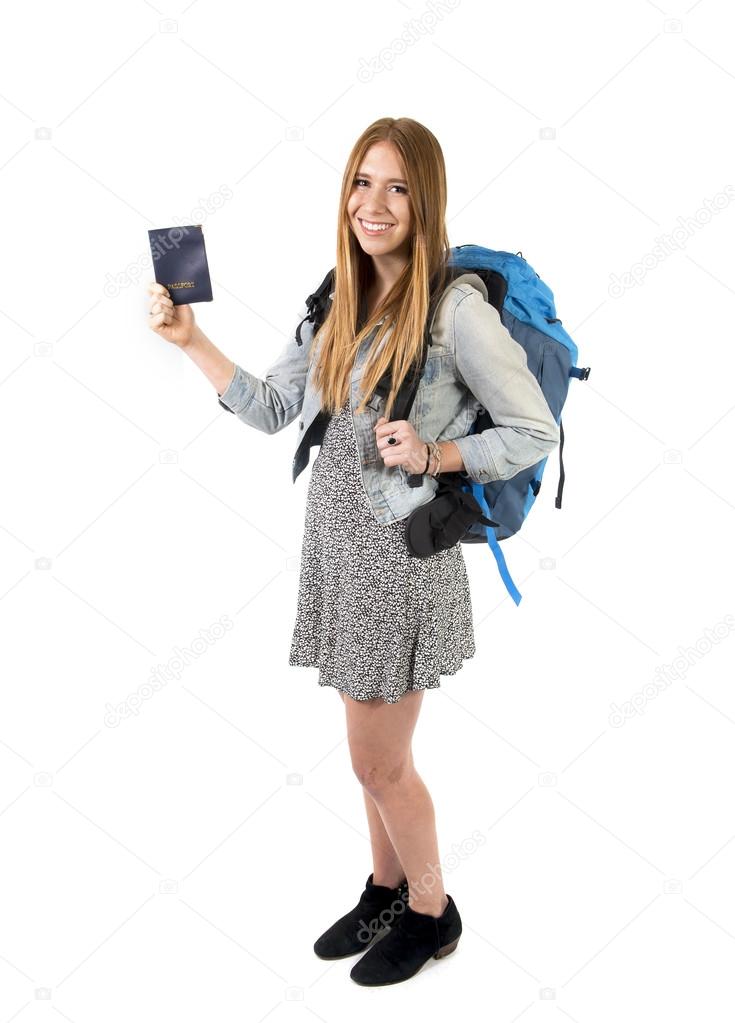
[310,117,452,418]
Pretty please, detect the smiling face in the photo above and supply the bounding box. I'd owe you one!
[346,140,413,264]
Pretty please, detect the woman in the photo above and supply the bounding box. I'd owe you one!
[147,116,559,986]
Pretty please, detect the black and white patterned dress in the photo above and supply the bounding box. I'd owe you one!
[288,397,475,703]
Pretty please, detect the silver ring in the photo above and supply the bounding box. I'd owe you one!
[387,434,397,445]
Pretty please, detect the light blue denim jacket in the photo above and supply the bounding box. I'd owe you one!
[217,272,560,525]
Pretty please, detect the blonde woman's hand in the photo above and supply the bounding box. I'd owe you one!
[374,416,428,474]
[147,282,196,349]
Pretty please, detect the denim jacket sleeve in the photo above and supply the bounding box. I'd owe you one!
[216,311,315,434]
[450,287,560,485]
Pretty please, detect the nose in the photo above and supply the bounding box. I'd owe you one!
[361,205,393,221]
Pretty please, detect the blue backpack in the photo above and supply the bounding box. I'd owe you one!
[444,244,590,605]
[296,244,591,606]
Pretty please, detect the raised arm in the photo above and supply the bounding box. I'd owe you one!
[451,287,560,485]
[147,280,317,435]
[200,313,316,434]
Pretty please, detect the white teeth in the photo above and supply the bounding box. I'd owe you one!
[361,219,393,232]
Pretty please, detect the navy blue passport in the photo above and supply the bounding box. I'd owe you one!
[148,224,213,304]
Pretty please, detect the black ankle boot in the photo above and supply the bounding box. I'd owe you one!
[349,893,462,985]
[313,873,409,960]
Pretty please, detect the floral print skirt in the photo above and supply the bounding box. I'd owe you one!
[288,398,475,703]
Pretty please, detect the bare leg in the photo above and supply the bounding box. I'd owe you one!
[338,690,405,887]
[342,689,448,918]
[361,788,406,889]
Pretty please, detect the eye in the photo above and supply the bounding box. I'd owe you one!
[353,178,408,194]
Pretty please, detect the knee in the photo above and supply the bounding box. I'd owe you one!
[350,752,412,796]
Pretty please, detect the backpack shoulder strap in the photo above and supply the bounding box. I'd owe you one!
[295,266,335,346]
[374,265,470,423]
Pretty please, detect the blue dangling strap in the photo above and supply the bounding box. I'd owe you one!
[470,483,523,606]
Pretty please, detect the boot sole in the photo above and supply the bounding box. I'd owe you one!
[350,934,461,985]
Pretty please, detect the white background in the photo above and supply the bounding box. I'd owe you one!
[2,0,734,1018]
